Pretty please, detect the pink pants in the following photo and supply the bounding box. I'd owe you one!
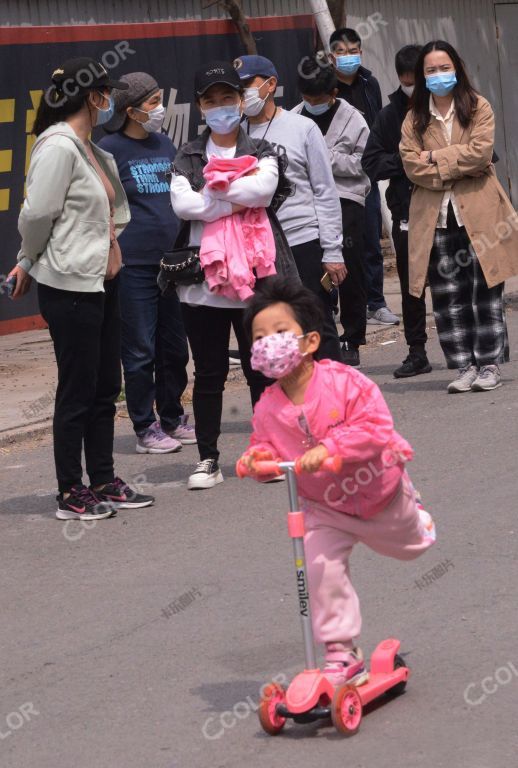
[303,472,435,648]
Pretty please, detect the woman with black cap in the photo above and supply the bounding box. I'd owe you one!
[99,72,195,456]
[162,60,298,490]
[8,58,155,520]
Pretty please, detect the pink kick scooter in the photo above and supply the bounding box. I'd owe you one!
[236,455,410,736]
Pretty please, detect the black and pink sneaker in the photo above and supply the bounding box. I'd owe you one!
[56,485,117,521]
[92,477,155,509]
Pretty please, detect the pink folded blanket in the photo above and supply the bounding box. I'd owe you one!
[200,155,276,302]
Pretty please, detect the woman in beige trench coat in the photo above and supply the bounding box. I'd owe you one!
[400,40,518,394]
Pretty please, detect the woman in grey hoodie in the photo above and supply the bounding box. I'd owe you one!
[293,55,371,369]
[8,58,154,521]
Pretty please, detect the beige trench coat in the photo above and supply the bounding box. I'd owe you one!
[400,95,518,297]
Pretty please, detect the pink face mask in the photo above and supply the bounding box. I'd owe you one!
[251,331,307,379]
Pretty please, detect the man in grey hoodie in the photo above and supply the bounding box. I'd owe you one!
[293,55,371,368]
[236,54,344,362]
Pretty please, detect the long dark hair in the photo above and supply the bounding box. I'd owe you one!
[411,40,478,137]
[32,85,90,136]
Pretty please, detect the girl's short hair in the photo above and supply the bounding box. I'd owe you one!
[244,277,325,340]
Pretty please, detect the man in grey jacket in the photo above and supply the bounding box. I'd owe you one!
[294,55,371,368]
[236,54,344,362]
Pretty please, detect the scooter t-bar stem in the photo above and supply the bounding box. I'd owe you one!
[286,466,318,671]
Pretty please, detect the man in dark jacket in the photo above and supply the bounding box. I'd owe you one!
[330,26,400,328]
[362,44,432,378]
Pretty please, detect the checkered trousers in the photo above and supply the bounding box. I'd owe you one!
[427,226,509,369]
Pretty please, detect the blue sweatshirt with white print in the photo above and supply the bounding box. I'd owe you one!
[98,131,178,266]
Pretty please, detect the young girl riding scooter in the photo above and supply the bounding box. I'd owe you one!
[239,279,436,686]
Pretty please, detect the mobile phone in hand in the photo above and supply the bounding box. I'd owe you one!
[320,271,334,293]
[5,275,17,298]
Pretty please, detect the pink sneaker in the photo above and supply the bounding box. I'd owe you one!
[136,421,182,454]
[323,646,369,687]
[166,415,197,445]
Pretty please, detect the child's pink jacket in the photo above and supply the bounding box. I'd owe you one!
[200,155,276,301]
[246,360,413,519]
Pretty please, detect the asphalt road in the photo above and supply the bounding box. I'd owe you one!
[1,312,517,768]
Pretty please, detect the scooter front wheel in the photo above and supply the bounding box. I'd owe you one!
[258,682,287,735]
[331,684,363,736]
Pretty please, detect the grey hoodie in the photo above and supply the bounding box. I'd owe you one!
[246,109,343,263]
[292,99,371,206]
[17,122,130,292]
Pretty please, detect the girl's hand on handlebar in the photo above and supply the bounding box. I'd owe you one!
[298,444,329,473]
[238,448,275,475]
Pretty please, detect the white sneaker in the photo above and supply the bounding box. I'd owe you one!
[471,365,502,392]
[187,459,224,490]
[447,365,478,393]
[367,306,400,325]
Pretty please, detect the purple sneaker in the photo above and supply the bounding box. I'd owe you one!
[136,421,182,454]
[166,415,197,445]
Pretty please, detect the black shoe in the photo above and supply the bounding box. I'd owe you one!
[56,485,116,521]
[92,477,155,509]
[393,354,432,379]
[341,342,360,368]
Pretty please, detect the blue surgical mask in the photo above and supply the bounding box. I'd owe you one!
[425,72,457,97]
[303,99,331,116]
[203,105,242,134]
[94,91,115,126]
[336,54,361,75]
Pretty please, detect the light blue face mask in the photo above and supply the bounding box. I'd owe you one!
[425,72,457,97]
[336,54,361,75]
[203,104,242,134]
[303,99,331,116]
[94,91,115,126]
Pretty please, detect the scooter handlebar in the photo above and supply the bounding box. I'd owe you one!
[236,455,342,478]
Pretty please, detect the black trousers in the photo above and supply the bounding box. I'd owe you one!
[181,304,269,461]
[38,280,122,493]
[290,239,342,362]
[338,199,367,348]
[392,221,428,355]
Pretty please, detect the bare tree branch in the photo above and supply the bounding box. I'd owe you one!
[203,0,258,54]
[327,0,347,29]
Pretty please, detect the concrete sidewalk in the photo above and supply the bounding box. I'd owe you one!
[2,269,517,445]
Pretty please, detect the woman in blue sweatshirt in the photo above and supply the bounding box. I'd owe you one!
[99,73,195,454]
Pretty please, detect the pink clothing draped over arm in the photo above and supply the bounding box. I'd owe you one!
[200,155,277,302]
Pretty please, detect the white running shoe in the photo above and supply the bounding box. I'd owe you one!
[447,365,478,394]
[367,306,400,325]
[471,365,502,392]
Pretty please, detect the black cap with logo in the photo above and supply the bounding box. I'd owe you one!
[194,60,242,97]
[51,57,129,96]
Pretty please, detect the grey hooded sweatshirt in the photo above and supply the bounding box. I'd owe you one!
[292,99,371,206]
[17,122,130,292]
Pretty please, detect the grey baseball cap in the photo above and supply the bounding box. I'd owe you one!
[103,72,160,132]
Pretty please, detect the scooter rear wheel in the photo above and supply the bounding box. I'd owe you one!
[385,653,408,697]
[331,684,363,736]
[258,682,287,735]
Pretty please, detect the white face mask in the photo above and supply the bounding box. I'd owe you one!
[401,84,415,98]
[134,103,166,133]
[243,78,272,117]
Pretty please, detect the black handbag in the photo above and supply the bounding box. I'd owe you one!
[159,247,205,287]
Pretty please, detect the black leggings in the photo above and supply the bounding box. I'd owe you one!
[38,280,121,493]
[181,304,269,461]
